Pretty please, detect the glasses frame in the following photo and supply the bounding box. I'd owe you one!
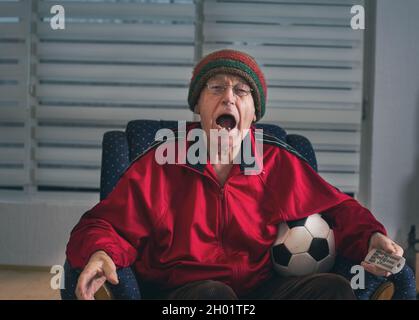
[205,82,253,97]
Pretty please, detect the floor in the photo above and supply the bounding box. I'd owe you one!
[0,269,61,300]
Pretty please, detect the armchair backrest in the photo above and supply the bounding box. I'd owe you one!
[100,120,317,200]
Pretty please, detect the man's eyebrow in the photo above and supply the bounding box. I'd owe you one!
[208,76,247,84]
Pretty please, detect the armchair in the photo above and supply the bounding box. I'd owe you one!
[61,120,416,300]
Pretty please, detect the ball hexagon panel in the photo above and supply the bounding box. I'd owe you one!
[304,214,330,239]
[284,226,313,254]
[287,253,318,276]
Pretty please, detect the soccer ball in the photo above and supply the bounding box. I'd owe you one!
[271,214,335,276]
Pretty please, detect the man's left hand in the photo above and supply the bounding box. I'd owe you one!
[361,232,404,277]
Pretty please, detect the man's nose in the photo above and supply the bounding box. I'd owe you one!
[222,86,236,105]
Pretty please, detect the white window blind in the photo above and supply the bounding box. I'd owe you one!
[35,0,195,190]
[203,0,365,194]
[0,0,366,195]
[0,0,30,190]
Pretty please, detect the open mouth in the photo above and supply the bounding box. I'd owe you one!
[215,114,237,131]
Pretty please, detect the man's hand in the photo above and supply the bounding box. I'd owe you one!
[361,232,404,277]
[75,250,119,300]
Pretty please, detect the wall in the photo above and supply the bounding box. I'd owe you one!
[1,0,419,267]
[0,194,96,267]
[370,0,419,244]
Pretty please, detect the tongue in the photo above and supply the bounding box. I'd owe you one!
[216,115,236,129]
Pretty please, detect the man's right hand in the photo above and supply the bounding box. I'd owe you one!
[75,250,119,300]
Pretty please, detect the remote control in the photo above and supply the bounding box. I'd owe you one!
[364,248,406,274]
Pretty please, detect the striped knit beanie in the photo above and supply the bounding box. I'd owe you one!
[188,49,267,122]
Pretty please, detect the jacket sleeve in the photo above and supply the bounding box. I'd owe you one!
[66,160,158,270]
[321,199,387,262]
[269,148,387,263]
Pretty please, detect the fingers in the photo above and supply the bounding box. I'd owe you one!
[77,274,107,300]
[370,233,404,257]
[382,240,404,257]
[361,261,391,277]
[76,259,118,299]
[75,252,118,299]
[86,275,107,298]
[395,247,404,257]
[392,242,404,256]
[76,264,99,300]
[76,261,110,300]
[103,261,119,285]
[382,240,397,254]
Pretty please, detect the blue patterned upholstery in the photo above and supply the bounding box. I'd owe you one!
[81,120,415,300]
[126,120,181,162]
[286,134,318,172]
[100,131,130,201]
[333,256,416,300]
[100,120,318,200]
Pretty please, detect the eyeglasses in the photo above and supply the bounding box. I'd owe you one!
[206,82,253,97]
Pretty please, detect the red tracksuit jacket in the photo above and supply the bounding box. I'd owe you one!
[66,122,386,296]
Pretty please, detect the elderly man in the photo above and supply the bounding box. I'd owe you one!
[64,49,404,300]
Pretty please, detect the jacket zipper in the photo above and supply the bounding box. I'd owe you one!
[219,187,226,248]
[179,164,230,248]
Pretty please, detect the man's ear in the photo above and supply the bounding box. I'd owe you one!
[252,114,257,123]
[194,104,200,114]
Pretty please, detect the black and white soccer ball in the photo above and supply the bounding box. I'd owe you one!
[271,214,335,276]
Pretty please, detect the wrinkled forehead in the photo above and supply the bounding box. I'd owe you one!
[207,73,249,85]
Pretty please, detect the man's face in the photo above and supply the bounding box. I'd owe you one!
[195,73,256,154]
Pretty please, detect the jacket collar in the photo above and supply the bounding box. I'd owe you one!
[175,122,263,176]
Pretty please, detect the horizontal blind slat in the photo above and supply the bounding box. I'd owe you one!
[264,67,361,83]
[38,2,195,19]
[286,129,360,149]
[204,2,355,19]
[0,1,26,16]
[0,168,26,186]
[0,23,25,38]
[265,108,361,126]
[35,168,100,188]
[36,106,192,123]
[35,126,119,146]
[37,64,191,83]
[316,151,359,169]
[224,0,360,4]
[203,45,362,63]
[0,43,26,58]
[0,147,25,163]
[36,147,101,166]
[319,172,359,193]
[37,84,188,105]
[0,64,25,78]
[204,23,359,41]
[0,106,26,121]
[269,88,361,104]
[37,22,194,42]
[0,127,25,143]
[0,84,26,102]
[38,43,195,63]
